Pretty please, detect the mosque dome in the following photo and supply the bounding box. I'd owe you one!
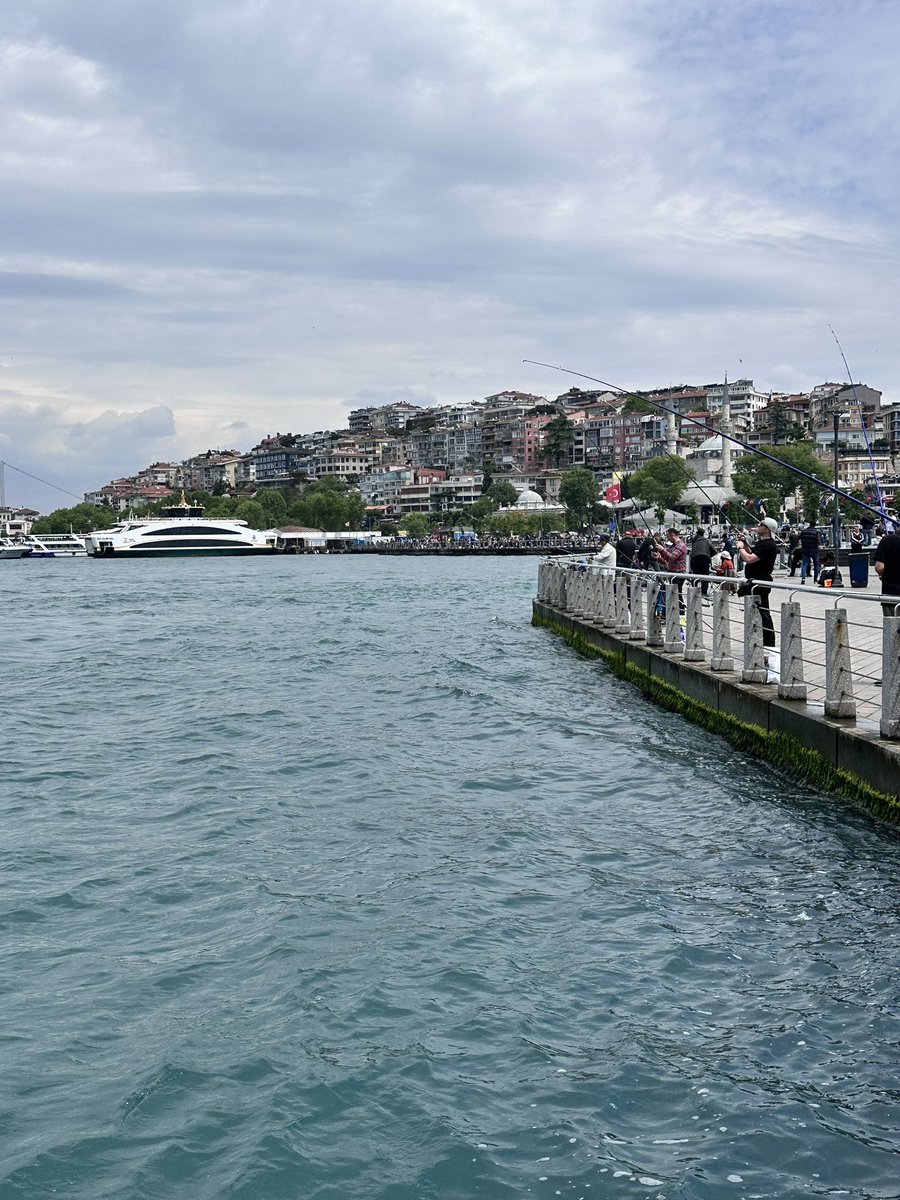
[514,488,547,508]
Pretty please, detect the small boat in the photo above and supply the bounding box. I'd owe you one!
[0,537,32,559]
[86,495,277,557]
[20,533,89,558]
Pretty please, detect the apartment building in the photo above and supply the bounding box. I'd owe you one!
[312,443,373,481]
[348,402,425,435]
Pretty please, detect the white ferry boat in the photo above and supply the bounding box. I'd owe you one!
[87,496,277,558]
[22,533,89,557]
[0,537,32,559]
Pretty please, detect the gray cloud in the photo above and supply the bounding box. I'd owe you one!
[2,0,899,510]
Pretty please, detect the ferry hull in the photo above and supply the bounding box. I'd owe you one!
[91,546,277,557]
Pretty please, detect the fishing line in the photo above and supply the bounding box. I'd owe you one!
[828,325,889,524]
[525,359,887,522]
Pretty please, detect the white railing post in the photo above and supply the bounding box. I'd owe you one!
[556,566,568,611]
[710,589,734,672]
[742,595,767,683]
[824,607,856,719]
[629,576,645,639]
[584,572,599,622]
[646,579,663,647]
[683,584,705,662]
[600,573,616,628]
[778,601,807,701]
[572,570,586,617]
[881,616,900,739]
[614,574,631,634]
[663,582,682,654]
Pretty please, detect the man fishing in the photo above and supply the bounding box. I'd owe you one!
[736,518,778,648]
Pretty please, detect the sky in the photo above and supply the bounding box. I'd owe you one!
[2,0,899,511]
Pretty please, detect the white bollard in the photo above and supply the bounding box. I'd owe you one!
[824,608,856,719]
[742,595,767,683]
[778,601,807,701]
[710,589,734,672]
[600,573,616,628]
[614,574,631,634]
[663,582,683,654]
[683,584,705,662]
[646,579,663,647]
[880,616,900,739]
[629,577,645,639]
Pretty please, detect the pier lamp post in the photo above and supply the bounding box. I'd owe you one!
[832,410,852,553]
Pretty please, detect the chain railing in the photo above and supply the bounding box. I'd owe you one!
[536,557,900,739]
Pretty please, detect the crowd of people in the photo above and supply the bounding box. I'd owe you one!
[578,516,900,632]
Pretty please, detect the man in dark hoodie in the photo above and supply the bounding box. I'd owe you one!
[689,528,714,595]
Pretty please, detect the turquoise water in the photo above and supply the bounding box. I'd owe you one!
[1,555,898,1199]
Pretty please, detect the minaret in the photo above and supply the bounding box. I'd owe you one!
[719,374,733,492]
[666,408,678,457]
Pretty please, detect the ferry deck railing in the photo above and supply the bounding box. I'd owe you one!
[536,557,900,740]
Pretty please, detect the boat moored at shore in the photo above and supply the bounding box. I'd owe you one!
[0,537,32,559]
[21,533,89,557]
[87,496,276,557]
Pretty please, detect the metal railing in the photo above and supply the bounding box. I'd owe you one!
[536,557,900,739]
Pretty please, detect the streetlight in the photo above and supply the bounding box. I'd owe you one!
[832,410,852,553]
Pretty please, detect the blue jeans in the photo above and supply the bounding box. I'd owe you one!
[801,551,819,581]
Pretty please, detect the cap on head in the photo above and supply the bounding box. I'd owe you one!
[760,517,778,533]
[598,533,610,542]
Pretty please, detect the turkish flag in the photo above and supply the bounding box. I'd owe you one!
[604,484,621,503]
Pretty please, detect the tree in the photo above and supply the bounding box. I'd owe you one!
[487,511,565,536]
[731,441,824,517]
[257,489,288,523]
[30,503,117,534]
[485,481,519,508]
[559,467,599,530]
[628,457,694,514]
[233,499,267,528]
[768,401,806,445]
[621,394,654,415]
[400,512,430,538]
[543,414,574,467]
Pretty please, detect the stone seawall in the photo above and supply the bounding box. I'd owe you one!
[533,598,900,823]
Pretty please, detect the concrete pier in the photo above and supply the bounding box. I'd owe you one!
[534,562,900,820]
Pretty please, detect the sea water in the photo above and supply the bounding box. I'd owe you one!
[1,555,898,1199]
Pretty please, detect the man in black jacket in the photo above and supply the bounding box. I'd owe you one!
[874,530,900,617]
[737,518,778,647]
[799,520,821,585]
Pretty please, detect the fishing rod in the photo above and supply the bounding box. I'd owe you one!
[828,326,889,523]
[525,359,890,523]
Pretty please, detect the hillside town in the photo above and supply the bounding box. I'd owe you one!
[4,378,900,533]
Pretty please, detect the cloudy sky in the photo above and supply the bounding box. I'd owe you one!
[1,0,898,510]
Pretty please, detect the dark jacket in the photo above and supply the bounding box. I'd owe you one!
[615,536,637,567]
[799,526,821,554]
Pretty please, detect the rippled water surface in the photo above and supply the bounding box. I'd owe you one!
[2,555,899,1199]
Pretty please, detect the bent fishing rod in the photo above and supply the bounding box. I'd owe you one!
[525,360,889,523]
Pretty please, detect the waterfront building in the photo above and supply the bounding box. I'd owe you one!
[0,505,38,536]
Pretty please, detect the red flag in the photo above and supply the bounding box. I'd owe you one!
[604,484,621,503]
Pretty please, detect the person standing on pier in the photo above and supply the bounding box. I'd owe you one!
[593,533,617,574]
[689,528,714,596]
[615,531,637,568]
[799,520,821,584]
[874,529,900,617]
[737,518,777,648]
[654,528,687,574]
